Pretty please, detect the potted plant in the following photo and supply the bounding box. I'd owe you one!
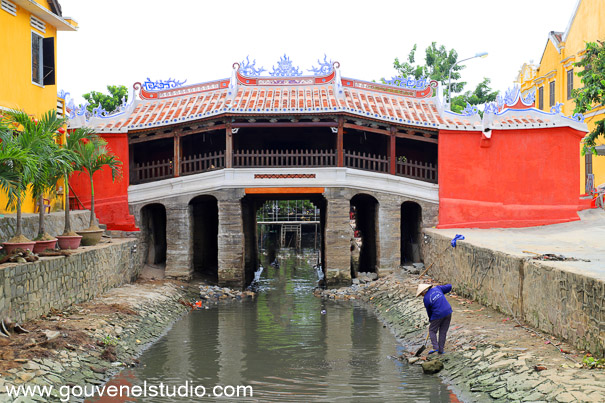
[26,115,75,253]
[74,136,122,246]
[56,127,97,249]
[0,110,57,254]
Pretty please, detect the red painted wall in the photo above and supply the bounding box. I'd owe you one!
[438,127,585,229]
[70,132,138,231]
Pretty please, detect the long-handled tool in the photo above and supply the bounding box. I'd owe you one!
[419,234,465,279]
[415,331,430,356]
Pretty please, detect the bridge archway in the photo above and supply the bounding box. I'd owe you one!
[140,203,167,267]
[350,194,379,276]
[190,195,219,280]
[401,201,422,264]
[241,193,326,287]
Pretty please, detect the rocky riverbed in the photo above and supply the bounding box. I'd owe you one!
[316,272,605,402]
[0,280,200,402]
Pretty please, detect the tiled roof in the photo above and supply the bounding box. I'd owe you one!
[68,65,585,134]
[76,67,482,133]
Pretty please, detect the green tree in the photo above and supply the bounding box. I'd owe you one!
[0,110,62,242]
[451,78,499,114]
[573,40,605,155]
[83,85,128,114]
[73,136,122,229]
[391,42,466,98]
[387,43,497,113]
[61,127,98,235]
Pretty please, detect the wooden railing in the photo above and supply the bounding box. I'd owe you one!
[344,150,389,174]
[133,159,173,184]
[131,149,438,185]
[233,149,336,167]
[396,159,438,183]
[181,151,225,176]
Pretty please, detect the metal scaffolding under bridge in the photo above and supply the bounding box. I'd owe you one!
[257,200,321,250]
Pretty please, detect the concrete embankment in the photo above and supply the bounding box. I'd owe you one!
[422,226,605,357]
[317,273,605,402]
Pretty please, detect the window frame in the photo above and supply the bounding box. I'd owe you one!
[567,69,574,100]
[549,80,556,107]
[538,86,544,110]
[31,30,43,86]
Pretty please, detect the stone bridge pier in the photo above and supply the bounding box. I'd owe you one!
[130,175,438,289]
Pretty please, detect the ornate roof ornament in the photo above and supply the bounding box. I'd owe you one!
[462,103,479,117]
[550,102,563,115]
[239,56,266,76]
[383,76,429,90]
[483,102,499,115]
[572,113,584,122]
[92,105,107,118]
[143,78,187,91]
[522,89,536,105]
[57,89,70,100]
[270,54,303,77]
[308,55,334,76]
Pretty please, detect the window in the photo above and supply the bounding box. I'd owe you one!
[549,81,555,107]
[567,69,574,100]
[538,86,544,110]
[31,33,55,86]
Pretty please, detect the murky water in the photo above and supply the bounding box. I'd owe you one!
[100,252,458,402]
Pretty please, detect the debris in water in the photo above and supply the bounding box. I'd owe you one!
[320,310,326,315]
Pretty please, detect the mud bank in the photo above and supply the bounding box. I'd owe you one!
[317,273,605,403]
[0,280,197,402]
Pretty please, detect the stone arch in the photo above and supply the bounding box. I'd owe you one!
[140,203,167,266]
[189,195,219,281]
[350,193,379,275]
[401,201,422,264]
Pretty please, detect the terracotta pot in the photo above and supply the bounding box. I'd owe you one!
[2,241,36,254]
[33,239,58,254]
[56,235,82,250]
[76,229,104,246]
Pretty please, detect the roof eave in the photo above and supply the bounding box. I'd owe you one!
[12,0,77,31]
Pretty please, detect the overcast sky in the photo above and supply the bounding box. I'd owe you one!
[56,0,579,105]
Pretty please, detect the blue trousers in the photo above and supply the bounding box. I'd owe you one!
[429,314,452,352]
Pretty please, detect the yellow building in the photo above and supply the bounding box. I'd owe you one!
[0,0,77,213]
[516,0,605,194]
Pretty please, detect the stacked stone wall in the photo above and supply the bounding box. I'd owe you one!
[0,239,141,323]
[422,230,605,356]
[0,210,91,242]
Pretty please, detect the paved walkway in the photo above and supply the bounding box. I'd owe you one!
[432,208,605,281]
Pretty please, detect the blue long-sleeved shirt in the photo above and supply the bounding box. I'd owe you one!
[423,284,453,321]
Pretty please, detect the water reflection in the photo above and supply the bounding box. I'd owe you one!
[97,252,456,402]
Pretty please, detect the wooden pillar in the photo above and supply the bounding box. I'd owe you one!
[337,117,344,167]
[389,127,396,175]
[173,135,181,177]
[226,122,233,168]
[128,145,135,185]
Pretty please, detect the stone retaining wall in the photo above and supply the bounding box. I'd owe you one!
[0,239,141,323]
[422,230,605,356]
[0,210,91,242]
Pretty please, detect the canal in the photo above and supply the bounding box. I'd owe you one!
[101,252,458,402]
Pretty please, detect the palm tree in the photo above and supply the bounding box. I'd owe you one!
[73,136,122,230]
[0,110,59,242]
[61,127,98,236]
[0,119,34,213]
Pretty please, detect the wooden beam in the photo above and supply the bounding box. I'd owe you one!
[337,117,344,167]
[343,122,390,136]
[128,124,227,144]
[233,122,337,128]
[395,131,438,144]
[225,122,233,168]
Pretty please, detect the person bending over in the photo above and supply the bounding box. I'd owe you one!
[416,283,452,354]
